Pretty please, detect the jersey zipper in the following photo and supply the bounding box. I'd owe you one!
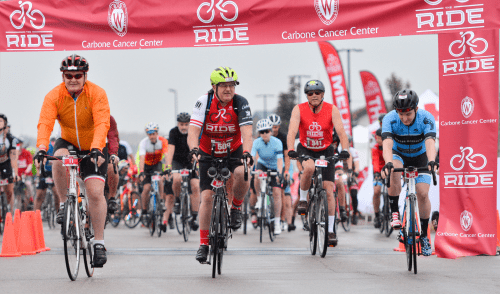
[73,99,81,150]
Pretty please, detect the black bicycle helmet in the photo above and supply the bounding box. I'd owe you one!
[378,113,386,124]
[0,113,7,124]
[392,89,419,111]
[304,80,325,94]
[332,130,340,146]
[60,54,89,72]
[375,128,382,137]
[177,112,191,122]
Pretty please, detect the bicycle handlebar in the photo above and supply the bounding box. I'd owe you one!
[39,153,91,178]
[386,167,437,188]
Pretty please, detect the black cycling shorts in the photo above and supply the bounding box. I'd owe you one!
[392,150,430,174]
[172,159,199,179]
[255,162,281,188]
[54,138,108,182]
[37,171,54,190]
[142,162,163,185]
[0,160,13,180]
[199,146,243,192]
[297,143,335,182]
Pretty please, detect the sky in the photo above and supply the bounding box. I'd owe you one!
[1,34,443,143]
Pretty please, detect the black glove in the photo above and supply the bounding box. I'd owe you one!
[188,148,199,161]
[373,172,382,180]
[90,148,105,159]
[347,169,353,176]
[428,161,439,172]
[339,150,350,160]
[109,154,118,163]
[242,151,254,166]
[33,150,47,165]
[353,172,359,178]
[288,150,298,159]
[382,162,394,176]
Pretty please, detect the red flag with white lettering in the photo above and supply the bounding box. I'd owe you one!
[435,29,499,259]
[360,71,387,124]
[318,41,352,136]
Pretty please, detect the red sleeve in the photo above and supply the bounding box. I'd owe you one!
[372,145,381,174]
[107,115,120,155]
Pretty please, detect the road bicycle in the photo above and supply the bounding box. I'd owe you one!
[377,177,393,237]
[41,152,96,281]
[143,171,166,237]
[0,177,13,235]
[387,166,437,275]
[41,176,56,229]
[119,175,141,229]
[301,154,345,258]
[252,170,279,243]
[340,172,351,232]
[172,164,196,242]
[198,142,248,278]
[242,190,250,235]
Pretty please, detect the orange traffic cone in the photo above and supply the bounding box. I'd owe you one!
[13,209,21,248]
[394,237,406,252]
[18,211,37,255]
[29,211,43,253]
[34,210,50,252]
[0,213,21,257]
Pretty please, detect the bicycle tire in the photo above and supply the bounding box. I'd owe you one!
[342,192,351,232]
[110,212,121,227]
[318,190,329,258]
[63,199,80,281]
[308,199,317,256]
[0,194,6,235]
[410,198,417,274]
[156,207,163,238]
[124,192,141,228]
[404,202,412,272]
[218,198,227,275]
[48,191,56,229]
[260,194,264,243]
[182,193,190,242]
[82,197,94,278]
[149,196,155,236]
[243,191,249,235]
[383,192,393,237]
[334,193,339,234]
[268,194,275,242]
[211,198,221,279]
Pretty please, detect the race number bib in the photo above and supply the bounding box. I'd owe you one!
[214,141,231,155]
[306,137,324,149]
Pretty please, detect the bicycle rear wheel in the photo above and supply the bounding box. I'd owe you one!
[317,190,329,258]
[48,191,56,229]
[243,191,249,235]
[259,195,264,243]
[308,199,317,256]
[0,194,7,235]
[156,209,163,238]
[148,197,155,236]
[82,199,94,277]
[63,199,80,281]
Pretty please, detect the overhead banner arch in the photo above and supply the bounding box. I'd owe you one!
[0,0,499,51]
[0,0,499,258]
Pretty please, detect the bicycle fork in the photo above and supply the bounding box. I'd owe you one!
[404,178,421,244]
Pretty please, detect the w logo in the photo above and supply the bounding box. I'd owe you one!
[461,96,474,118]
[314,0,339,26]
[108,0,128,37]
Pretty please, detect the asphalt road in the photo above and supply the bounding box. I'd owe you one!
[1,217,499,293]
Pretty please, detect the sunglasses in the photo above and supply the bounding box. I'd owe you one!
[259,130,270,134]
[64,73,84,80]
[307,91,323,96]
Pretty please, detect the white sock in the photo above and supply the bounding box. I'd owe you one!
[94,240,105,246]
[329,216,335,232]
[274,217,281,225]
[299,189,308,201]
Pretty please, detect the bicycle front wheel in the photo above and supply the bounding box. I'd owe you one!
[63,199,80,281]
[308,199,317,256]
[211,200,221,278]
[124,192,141,228]
[410,198,417,274]
[182,194,191,242]
[268,194,275,242]
[317,190,329,258]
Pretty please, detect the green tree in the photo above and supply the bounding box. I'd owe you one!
[273,77,298,135]
[385,73,411,110]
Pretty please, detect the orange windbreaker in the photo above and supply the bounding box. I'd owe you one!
[37,81,110,151]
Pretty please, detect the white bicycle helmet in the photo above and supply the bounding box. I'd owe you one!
[267,114,281,126]
[256,119,273,132]
[118,160,129,173]
[145,122,159,133]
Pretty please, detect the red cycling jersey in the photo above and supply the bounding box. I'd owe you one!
[299,102,334,151]
[18,148,33,176]
[371,144,385,174]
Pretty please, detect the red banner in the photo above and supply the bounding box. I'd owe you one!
[435,29,499,259]
[1,0,499,52]
[318,41,352,136]
[360,71,387,124]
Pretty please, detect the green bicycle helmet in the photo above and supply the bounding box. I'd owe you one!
[210,66,239,85]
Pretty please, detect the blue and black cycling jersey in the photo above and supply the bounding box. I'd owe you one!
[251,136,283,170]
[381,109,436,158]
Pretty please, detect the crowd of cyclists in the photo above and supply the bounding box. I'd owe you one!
[0,54,439,271]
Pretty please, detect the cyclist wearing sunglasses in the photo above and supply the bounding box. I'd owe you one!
[188,67,253,263]
[35,54,110,267]
[287,80,351,246]
[250,118,284,235]
[380,89,438,256]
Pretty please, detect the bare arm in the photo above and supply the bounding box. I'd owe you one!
[10,149,18,178]
[332,105,351,166]
[425,139,438,171]
[240,125,253,153]
[139,155,145,174]
[166,144,175,168]
[381,139,394,178]
[287,106,300,152]
[187,125,201,151]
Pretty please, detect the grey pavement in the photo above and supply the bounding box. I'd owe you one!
[1,217,499,293]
